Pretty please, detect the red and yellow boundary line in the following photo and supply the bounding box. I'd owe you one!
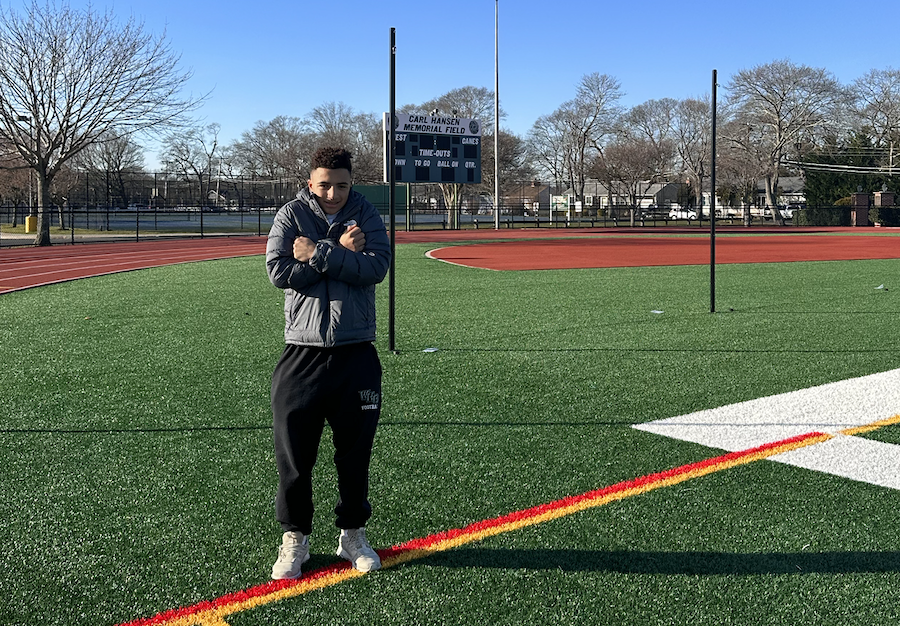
[840,413,900,436]
[117,429,846,626]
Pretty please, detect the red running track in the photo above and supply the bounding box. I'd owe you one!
[2,229,899,294]
[428,233,900,270]
[0,231,606,294]
[0,237,267,295]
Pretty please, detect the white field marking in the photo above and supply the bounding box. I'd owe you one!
[425,248,500,271]
[634,368,900,491]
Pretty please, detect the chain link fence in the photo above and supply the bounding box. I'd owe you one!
[0,170,867,247]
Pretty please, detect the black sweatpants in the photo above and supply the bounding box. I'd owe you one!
[271,342,382,534]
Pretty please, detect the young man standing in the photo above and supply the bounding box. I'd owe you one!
[266,147,390,579]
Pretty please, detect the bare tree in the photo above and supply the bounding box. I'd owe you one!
[565,74,624,204]
[228,116,312,180]
[307,103,383,183]
[0,139,31,227]
[593,100,679,226]
[526,111,569,189]
[405,87,500,226]
[726,59,845,208]
[624,98,678,151]
[851,68,900,164]
[479,129,533,195]
[74,133,146,209]
[0,0,203,245]
[527,73,623,205]
[620,98,679,180]
[342,112,384,185]
[48,164,80,228]
[414,86,499,129]
[160,123,221,208]
[595,137,670,226]
[673,97,712,215]
[717,119,768,225]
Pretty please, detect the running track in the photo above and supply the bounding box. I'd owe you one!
[0,237,266,295]
[428,233,900,270]
[2,228,899,295]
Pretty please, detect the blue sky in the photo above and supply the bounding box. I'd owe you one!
[14,0,900,164]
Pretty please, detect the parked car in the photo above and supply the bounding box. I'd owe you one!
[639,208,668,220]
[750,207,774,218]
[669,208,698,220]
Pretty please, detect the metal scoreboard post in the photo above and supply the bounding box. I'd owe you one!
[383,113,482,184]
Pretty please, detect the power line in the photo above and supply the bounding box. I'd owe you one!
[783,159,898,175]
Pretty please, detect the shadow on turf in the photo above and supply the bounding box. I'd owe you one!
[409,346,900,354]
[0,425,270,434]
[419,548,900,574]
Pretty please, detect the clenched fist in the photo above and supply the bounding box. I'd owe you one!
[293,236,316,262]
[339,225,366,252]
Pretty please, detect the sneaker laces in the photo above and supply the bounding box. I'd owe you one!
[348,528,370,553]
[339,528,381,572]
[280,533,307,556]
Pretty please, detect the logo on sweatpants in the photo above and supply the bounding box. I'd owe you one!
[359,389,380,411]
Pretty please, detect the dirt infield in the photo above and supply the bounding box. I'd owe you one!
[2,228,899,294]
[427,233,900,271]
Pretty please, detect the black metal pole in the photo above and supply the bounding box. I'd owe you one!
[389,27,397,354]
[710,69,717,313]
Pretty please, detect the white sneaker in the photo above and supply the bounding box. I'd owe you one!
[271,531,310,579]
[336,528,382,572]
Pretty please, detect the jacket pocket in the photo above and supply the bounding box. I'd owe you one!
[286,289,323,333]
[354,284,375,330]
[329,282,374,335]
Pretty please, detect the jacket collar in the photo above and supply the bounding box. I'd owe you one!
[298,187,361,222]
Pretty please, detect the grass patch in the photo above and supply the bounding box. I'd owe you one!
[1,247,899,625]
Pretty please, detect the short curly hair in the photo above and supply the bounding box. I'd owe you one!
[311,146,353,174]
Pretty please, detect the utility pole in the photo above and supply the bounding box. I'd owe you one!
[493,0,500,230]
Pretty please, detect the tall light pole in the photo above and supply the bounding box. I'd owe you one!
[493,0,500,230]
[389,27,397,353]
[710,69,717,314]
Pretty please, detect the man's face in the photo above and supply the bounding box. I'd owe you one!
[308,167,351,214]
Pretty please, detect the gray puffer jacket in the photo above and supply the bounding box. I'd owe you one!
[266,187,390,347]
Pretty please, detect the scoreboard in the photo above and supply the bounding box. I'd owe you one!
[383,113,482,184]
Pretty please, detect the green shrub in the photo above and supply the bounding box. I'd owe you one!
[869,207,900,226]
[794,207,850,226]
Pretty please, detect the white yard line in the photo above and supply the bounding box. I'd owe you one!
[634,369,900,490]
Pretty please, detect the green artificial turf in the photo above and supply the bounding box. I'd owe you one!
[1,245,899,625]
